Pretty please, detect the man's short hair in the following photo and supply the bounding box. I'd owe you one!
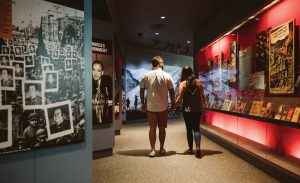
[152,56,162,67]
[93,60,104,71]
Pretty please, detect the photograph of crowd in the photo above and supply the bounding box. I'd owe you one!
[0,0,85,155]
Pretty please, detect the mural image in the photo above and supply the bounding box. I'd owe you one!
[0,0,84,155]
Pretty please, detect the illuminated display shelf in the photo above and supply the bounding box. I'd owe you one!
[204,107,300,129]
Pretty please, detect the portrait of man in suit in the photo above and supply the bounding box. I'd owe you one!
[92,60,112,125]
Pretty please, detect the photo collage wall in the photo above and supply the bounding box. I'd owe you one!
[0,0,85,155]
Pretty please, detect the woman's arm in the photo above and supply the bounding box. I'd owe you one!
[174,81,186,110]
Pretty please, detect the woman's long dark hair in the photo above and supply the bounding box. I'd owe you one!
[180,66,195,82]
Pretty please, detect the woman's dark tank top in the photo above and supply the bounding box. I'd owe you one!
[182,79,202,112]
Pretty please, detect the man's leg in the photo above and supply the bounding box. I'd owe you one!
[158,110,168,154]
[158,127,166,151]
[147,111,157,157]
[149,126,156,151]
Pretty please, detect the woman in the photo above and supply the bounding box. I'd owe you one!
[174,66,204,158]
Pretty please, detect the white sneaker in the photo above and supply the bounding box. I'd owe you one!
[149,150,155,157]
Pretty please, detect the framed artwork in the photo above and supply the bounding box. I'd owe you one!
[22,80,44,110]
[0,66,15,91]
[269,20,294,94]
[45,100,74,140]
[12,61,25,79]
[44,71,59,92]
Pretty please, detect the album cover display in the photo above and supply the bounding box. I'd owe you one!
[0,0,85,155]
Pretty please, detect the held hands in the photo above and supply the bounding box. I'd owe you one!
[141,104,146,113]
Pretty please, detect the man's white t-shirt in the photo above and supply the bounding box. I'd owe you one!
[140,67,174,112]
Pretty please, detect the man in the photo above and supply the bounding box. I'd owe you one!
[1,69,13,87]
[50,108,71,134]
[15,63,24,77]
[140,56,175,157]
[25,84,42,105]
[92,60,113,124]
[23,113,39,147]
[1,56,10,66]
[46,73,57,89]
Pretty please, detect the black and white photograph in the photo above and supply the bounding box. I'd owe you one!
[0,105,12,149]
[44,71,58,92]
[0,66,15,91]
[28,45,36,54]
[0,0,84,155]
[0,55,10,66]
[2,45,10,54]
[45,101,74,140]
[80,57,84,69]
[14,46,23,56]
[53,50,59,59]
[65,58,73,71]
[41,56,50,65]
[42,64,54,73]
[92,38,113,128]
[72,51,77,58]
[25,55,34,67]
[22,81,44,110]
[12,61,25,79]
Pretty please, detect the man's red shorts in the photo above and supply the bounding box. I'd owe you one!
[146,110,168,128]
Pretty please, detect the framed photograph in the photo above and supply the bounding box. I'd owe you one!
[53,50,59,59]
[80,57,84,69]
[0,105,12,149]
[25,55,34,67]
[0,66,15,91]
[2,45,10,54]
[59,48,64,55]
[14,46,23,56]
[23,45,29,54]
[28,45,36,54]
[12,61,25,79]
[72,51,77,58]
[269,20,294,94]
[41,56,50,65]
[66,51,72,58]
[44,71,59,92]
[45,100,74,140]
[65,58,72,71]
[42,64,54,73]
[0,55,11,66]
[22,80,44,110]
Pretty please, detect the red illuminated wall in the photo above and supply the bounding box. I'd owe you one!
[197,0,300,160]
[205,110,300,159]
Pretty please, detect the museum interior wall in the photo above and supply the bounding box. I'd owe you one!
[195,0,300,177]
[0,0,93,183]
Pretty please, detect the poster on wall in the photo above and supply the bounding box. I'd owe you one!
[0,0,12,39]
[228,41,237,83]
[92,38,113,127]
[256,29,270,72]
[269,20,294,94]
[0,0,85,155]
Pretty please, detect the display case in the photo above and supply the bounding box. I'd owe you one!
[195,0,300,178]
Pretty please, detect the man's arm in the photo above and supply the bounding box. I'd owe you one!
[140,87,146,112]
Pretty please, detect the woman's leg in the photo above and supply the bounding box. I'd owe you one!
[183,112,193,150]
[191,112,201,157]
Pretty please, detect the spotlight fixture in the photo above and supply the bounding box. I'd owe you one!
[161,16,166,19]
[155,32,159,35]
[176,45,182,54]
[187,40,191,44]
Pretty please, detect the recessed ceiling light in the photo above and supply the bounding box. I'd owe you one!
[187,40,191,44]
[161,16,166,19]
[155,32,159,35]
